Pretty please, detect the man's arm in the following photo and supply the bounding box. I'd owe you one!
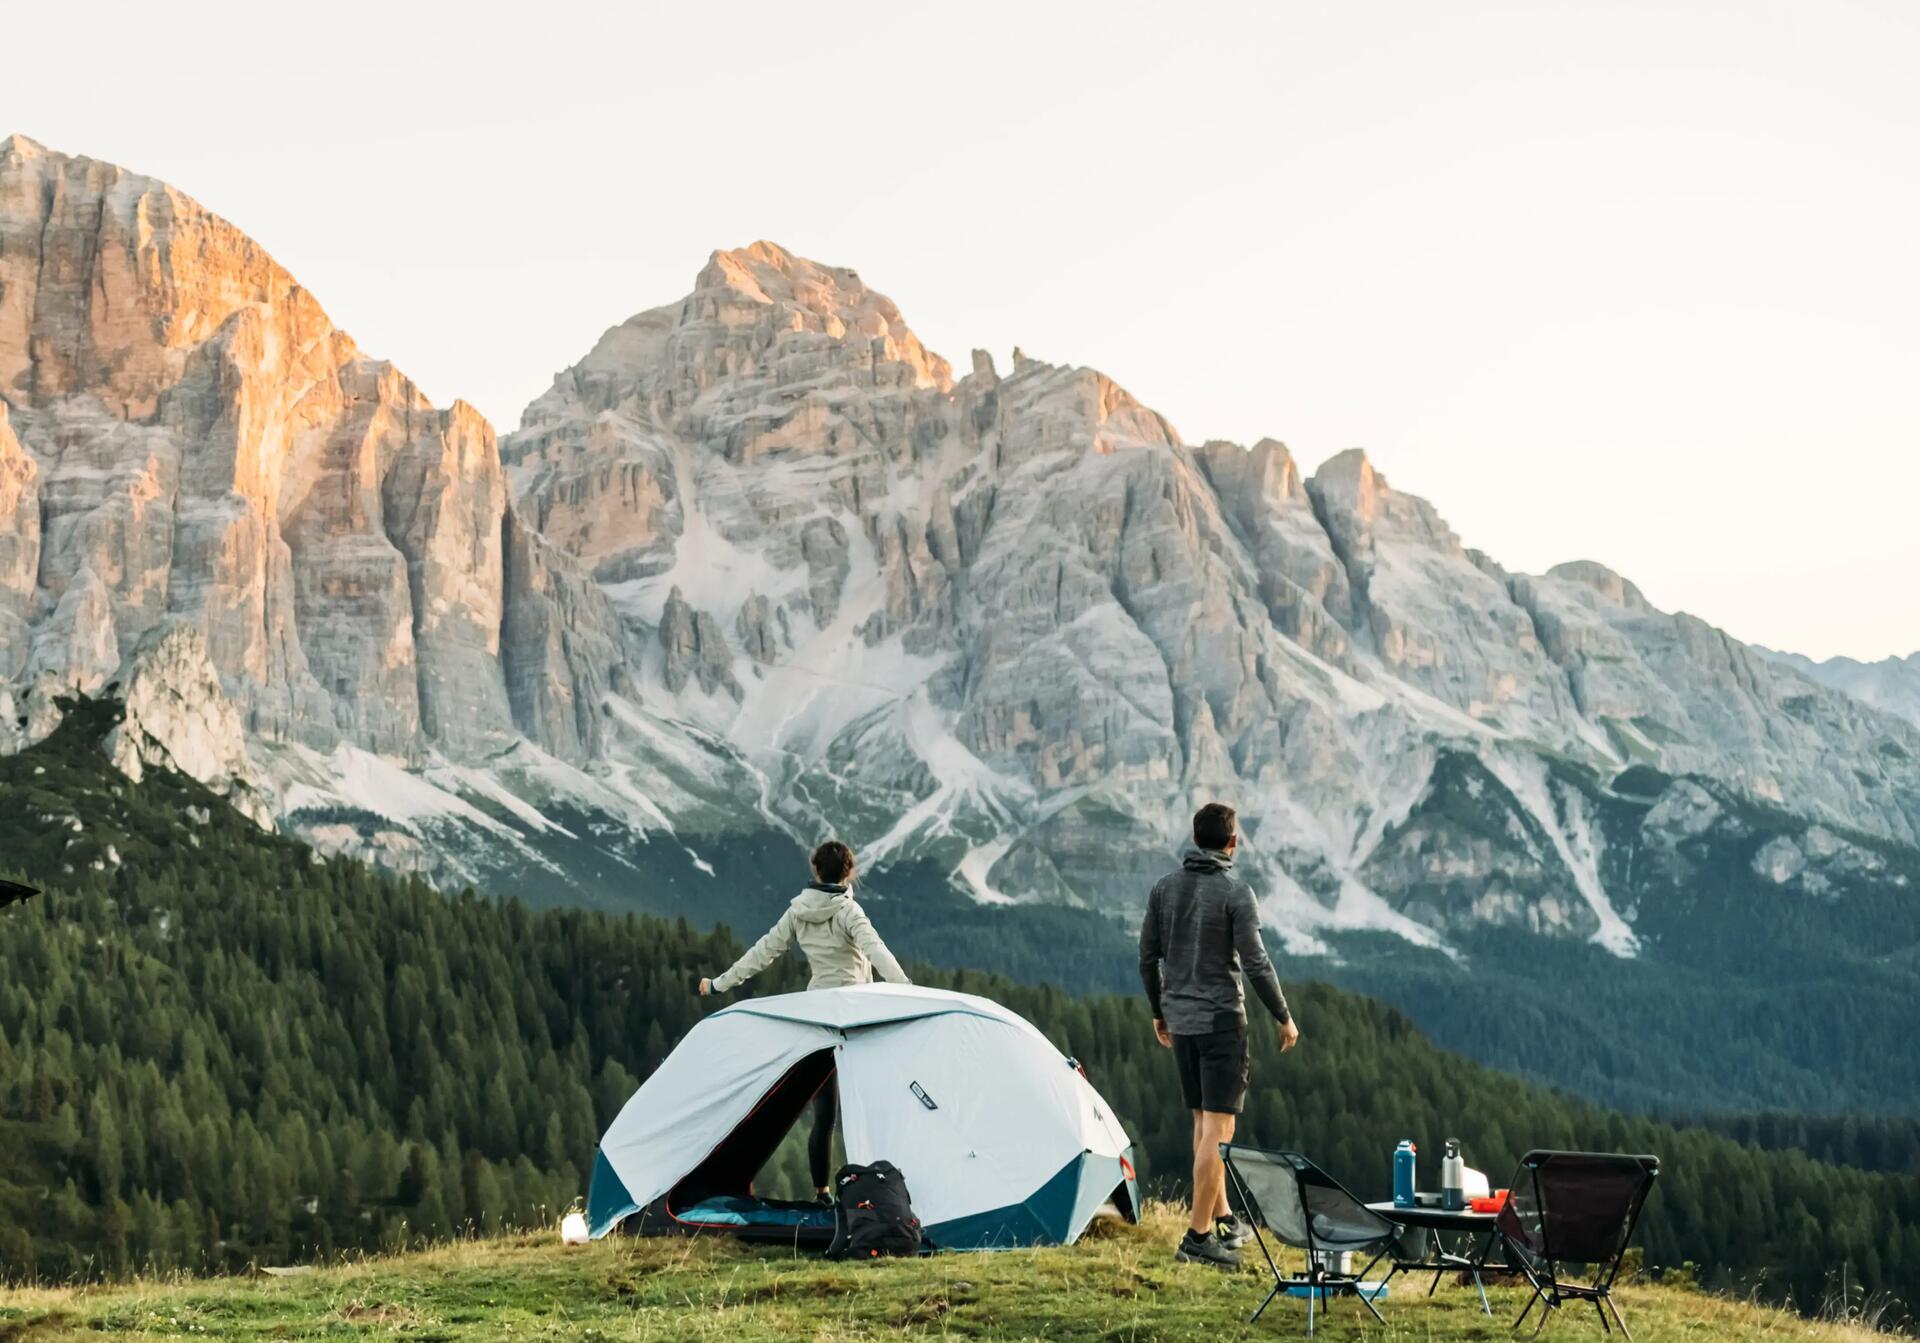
[1229,885,1291,1025]
[1138,884,1166,1021]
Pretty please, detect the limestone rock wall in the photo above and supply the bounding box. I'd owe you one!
[0,135,625,768]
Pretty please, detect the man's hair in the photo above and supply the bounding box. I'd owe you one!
[1193,802,1237,851]
[811,840,855,884]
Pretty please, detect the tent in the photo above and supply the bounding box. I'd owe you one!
[588,983,1139,1250]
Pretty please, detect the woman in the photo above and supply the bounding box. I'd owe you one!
[698,840,909,1201]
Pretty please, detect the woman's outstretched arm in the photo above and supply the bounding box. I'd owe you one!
[710,912,796,992]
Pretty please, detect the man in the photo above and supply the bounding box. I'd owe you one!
[1139,802,1300,1267]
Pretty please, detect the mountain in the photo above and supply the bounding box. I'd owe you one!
[4,138,1920,1112]
[5,705,1918,1315]
[0,133,628,838]
[1765,648,1920,730]
[498,241,1920,939]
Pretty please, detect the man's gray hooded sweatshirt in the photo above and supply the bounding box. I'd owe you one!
[712,883,910,992]
[1139,849,1290,1035]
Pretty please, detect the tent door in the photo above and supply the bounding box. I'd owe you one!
[663,1045,837,1215]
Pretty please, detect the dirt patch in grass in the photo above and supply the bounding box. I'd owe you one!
[338,1298,420,1325]
[0,1313,71,1343]
[736,1274,852,1304]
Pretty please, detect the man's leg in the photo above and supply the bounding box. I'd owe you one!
[1190,1110,1236,1234]
[1186,1110,1204,1228]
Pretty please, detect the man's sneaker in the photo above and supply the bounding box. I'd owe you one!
[1176,1227,1241,1268]
[1215,1214,1254,1249]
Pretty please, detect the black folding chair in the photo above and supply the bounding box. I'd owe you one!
[1497,1150,1660,1339]
[1222,1144,1400,1335]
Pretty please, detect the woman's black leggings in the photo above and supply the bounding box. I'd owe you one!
[809,1082,838,1191]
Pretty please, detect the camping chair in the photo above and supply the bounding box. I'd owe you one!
[1497,1150,1660,1339]
[1221,1144,1401,1335]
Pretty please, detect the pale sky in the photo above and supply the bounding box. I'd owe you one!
[5,0,1917,659]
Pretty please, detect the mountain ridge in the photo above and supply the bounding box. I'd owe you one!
[1764,646,1920,729]
[2,140,1917,982]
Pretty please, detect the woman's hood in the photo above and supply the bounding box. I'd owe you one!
[788,884,854,924]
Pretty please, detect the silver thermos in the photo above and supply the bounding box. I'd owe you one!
[1441,1138,1465,1212]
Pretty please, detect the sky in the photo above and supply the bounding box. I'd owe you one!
[5,0,1918,659]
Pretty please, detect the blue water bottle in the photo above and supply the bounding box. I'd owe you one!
[1393,1140,1417,1208]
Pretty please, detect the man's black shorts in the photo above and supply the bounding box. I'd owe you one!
[1172,1023,1249,1114]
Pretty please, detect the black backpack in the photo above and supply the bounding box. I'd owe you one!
[826,1161,922,1259]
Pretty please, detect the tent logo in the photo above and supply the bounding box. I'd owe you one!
[910,1081,939,1111]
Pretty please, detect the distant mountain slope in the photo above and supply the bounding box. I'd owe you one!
[1765,647,1920,729]
[3,698,1918,1317]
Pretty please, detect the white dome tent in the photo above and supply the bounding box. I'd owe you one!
[588,984,1139,1250]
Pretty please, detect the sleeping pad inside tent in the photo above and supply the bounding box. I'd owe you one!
[588,984,1138,1251]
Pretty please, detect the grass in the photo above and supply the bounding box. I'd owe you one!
[0,1206,1890,1342]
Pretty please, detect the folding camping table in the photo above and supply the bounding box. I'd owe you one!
[1365,1201,1501,1316]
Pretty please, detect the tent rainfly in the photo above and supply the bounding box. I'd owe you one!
[588,984,1139,1250]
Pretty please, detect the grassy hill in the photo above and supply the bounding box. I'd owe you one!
[0,1205,1895,1342]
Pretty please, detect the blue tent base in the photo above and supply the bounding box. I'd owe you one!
[647,1193,838,1248]
[587,1148,638,1239]
[591,1143,1140,1253]
[923,1151,1137,1251]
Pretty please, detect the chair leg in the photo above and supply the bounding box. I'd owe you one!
[1249,1281,1281,1325]
[1514,1285,1542,1332]
[1355,1281,1388,1326]
[1605,1293,1633,1342]
[1470,1232,1496,1316]
[1306,1279,1316,1337]
[1594,1296,1612,1334]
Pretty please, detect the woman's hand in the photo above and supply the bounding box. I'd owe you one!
[697,977,712,997]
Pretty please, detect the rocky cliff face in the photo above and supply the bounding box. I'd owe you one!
[103,619,274,826]
[1764,648,1920,730]
[502,239,1920,950]
[4,138,1915,960]
[0,135,629,787]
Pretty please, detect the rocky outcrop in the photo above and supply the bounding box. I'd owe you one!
[1509,561,1915,834]
[0,135,623,768]
[1764,648,1920,731]
[30,566,119,694]
[499,509,628,764]
[0,402,36,677]
[1305,448,1580,736]
[658,586,741,700]
[102,620,274,826]
[1197,438,1353,668]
